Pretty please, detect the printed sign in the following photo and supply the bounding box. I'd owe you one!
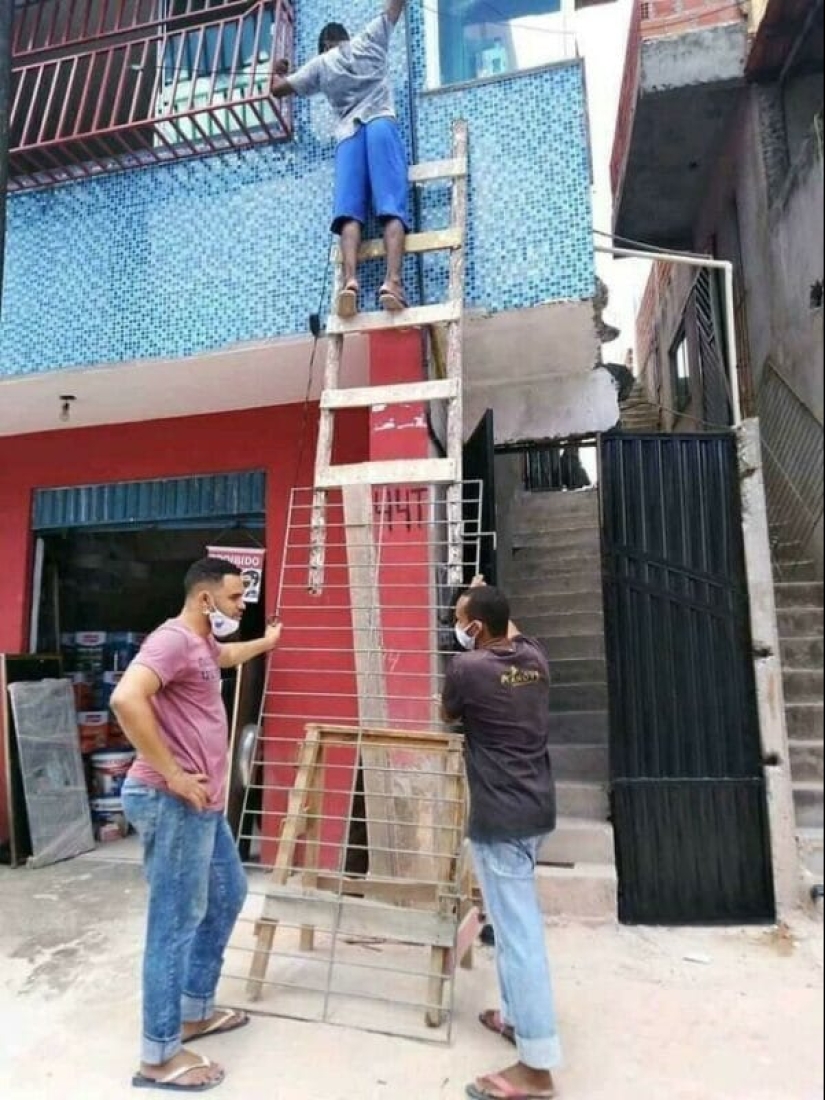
[206,546,265,604]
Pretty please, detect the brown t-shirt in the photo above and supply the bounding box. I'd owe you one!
[442,635,556,842]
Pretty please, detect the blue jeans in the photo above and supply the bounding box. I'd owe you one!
[472,836,562,1070]
[122,780,248,1066]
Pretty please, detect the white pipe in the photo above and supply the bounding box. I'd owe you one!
[594,243,743,426]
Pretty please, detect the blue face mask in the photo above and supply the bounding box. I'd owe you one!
[455,624,477,651]
[207,603,239,640]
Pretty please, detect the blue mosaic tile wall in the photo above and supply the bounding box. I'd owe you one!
[0,2,594,378]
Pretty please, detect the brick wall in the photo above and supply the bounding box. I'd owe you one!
[640,0,746,37]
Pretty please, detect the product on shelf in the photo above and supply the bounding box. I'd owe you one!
[77,711,109,755]
[73,632,108,676]
[90,748,136,798]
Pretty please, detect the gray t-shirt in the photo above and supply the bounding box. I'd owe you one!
[442,636,556,843]
[288,14,397,143]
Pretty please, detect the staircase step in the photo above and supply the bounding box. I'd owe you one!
[511,591,603,617]
[780,637,824,668]
[797,827,824,879]
[773,560,818,582]
[550,658,608,685]
[783,669,824,703]
[513,489,599,519]
[786,702,824,739]
[506,569,602,597]
[539,818,615,865]
[778,608,824,638]
[790,740,824,783]
[512,525,600,552]
[537,634,606,661]
[793,782,824,828]
[557,780,610,818]
[772,539,808,564]
[549,682,609,712]
[518,611,604,637]
[536,863,617,921]
[548,709,609,744]
[552,743,609,782]
[774,582,824,609]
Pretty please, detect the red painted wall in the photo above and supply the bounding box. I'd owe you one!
[0,403,369,845]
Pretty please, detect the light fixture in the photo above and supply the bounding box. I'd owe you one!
[59,395,77,423]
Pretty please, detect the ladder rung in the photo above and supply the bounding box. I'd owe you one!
[316,457,459,489]
[326,301,462,337]
[321,378,460,410]
[332,227,464,264]
[409,157,468,184]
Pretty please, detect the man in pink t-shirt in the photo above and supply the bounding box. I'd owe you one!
[112,557,282,1093]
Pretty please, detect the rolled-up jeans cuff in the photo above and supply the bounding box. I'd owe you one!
[142,1034,183,1066]
[518,1033,563,1071]
[181,991,215,1023]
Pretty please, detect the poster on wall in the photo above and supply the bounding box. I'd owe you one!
[206,546,265,604]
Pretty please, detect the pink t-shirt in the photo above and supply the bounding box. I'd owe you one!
[127,620,228,811]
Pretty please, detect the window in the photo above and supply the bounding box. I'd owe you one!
[424,0,576,90]
[670,330,692,413]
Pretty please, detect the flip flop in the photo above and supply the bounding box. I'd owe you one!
[465,1074,556,1100]
[479,1009,516,1046]
[132,1055,225,1092]
[336,282,359,319]
[378,285,409,312]
[186,1009,250,1042]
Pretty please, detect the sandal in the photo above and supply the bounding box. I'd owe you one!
[479,1009,516,1047]
[185,1009,250,1041]
[132,1055,225,1092]
[378,284,409,312]
[466,1074,556,1099]
[337,281,359,319]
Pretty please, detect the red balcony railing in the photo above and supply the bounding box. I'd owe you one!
[10,0,294,192]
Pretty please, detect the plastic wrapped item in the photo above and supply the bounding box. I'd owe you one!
[7,679,95,868]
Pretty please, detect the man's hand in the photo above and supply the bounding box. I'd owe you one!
[265,616,283,651]
[386,0,406,25]
[168,769,211,812]
[274,58,290,77]
[470,574,486,589]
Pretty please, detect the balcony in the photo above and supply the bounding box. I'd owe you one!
[611,0,749,247]
[10,0,295,193]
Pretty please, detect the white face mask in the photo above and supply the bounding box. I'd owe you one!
[207,603,239,640]
[455,624,476,651]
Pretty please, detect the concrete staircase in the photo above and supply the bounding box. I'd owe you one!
[620,381,660,432]
[772,533,824,885]
[501,487,617,921]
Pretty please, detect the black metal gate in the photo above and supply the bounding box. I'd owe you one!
[601,433,775,924]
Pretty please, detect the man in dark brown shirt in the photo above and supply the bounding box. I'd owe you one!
[442,583,561,1100]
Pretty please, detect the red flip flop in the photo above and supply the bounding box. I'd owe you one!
[465,1074,556,1099]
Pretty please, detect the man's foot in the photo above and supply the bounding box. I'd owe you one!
[337,280,359,319]
[134,1050,225,1091]
[479,1008,516,1046]
[378,281,408,312]
[465,1062,556,1099]
[182,1009,249,1042]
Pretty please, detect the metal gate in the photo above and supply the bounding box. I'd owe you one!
[601,433,775,924]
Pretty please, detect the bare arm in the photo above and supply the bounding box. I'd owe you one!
[219,620,283,669]
[111,665,210,811]
[386,0,406,25]
[271,74,294,99]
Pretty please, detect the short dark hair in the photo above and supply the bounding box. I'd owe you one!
[319,22,349,53]
[462,586,511,638]
[184,557,242,595]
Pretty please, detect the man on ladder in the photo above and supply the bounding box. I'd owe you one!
[273,0,410,319]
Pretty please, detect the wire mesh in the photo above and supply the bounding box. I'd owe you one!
[219,483,488,1042]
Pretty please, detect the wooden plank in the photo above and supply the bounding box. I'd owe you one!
[253,887,458,947]
[326,301,462,337]
[331,228,464,264]
[409,156,468,183]
[313,874,443,906]
[321,378,460,411]
[308,724,461,752]
[316,457,459,490]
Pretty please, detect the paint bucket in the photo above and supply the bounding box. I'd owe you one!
[107,633,144,672]
[90,749,135,797]
[89,796,128,839]
[97,670,124,710]
[74,632,108,675]
[77,711,109,755]
[65,672,94,711]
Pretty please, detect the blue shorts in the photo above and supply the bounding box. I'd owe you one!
[332,117,410,235]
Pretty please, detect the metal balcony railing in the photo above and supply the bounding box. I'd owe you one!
[10,0,294,192]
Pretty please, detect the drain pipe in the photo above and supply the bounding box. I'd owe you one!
[594,243,742,425]
[0,0,13,322]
